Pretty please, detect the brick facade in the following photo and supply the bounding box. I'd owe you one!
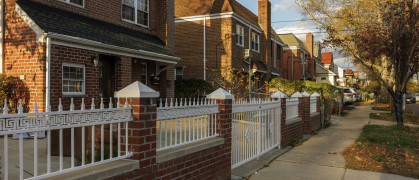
[2,0,176,112]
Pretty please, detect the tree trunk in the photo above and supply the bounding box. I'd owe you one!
[388,88,404,126]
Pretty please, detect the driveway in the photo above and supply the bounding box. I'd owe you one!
[249,103,416,180]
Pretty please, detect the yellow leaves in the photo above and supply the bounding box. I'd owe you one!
[355,156,363,161]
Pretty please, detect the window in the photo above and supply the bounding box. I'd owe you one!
[62,63,85,95]
[236,25,244,46]
[251,32,259,52]
[141,62,147,84]
[277,44,281,61]
[59,0,84,6]
[321,77,327,81]
[122,0,149,27]
[175,67,183,80]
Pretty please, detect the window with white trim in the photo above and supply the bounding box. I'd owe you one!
[141,62,147,84]
[59,0,84,6]
[122,0,149,27]
[62,63,85,95]
[175,67,183,80]
[321,77,327,81]
[236,25,244,46]
[252,32,259,52]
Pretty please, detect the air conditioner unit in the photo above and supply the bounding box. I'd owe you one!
[244,49,252,59]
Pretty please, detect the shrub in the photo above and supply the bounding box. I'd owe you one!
[268,78,343,99]
[0,74,30,113]
[175,78,214,98]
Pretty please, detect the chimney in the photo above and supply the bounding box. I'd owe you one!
[258,0,272,78]
[306,33,314,80]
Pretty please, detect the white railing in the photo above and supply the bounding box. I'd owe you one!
[156,98,219,151]
[231,99,281,169]
[310,98,317,113]
[1,98,133,180]
[286,98,299,120]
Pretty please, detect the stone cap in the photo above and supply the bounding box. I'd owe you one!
[311,92,321,97]
[114,81,159,98]
[271,91,288,99]
[291,92,303,98]
[302,92,310,97]
[206,88,234,100]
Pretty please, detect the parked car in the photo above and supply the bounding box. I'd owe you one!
[343,88,354,105]
[348,88,360,102]
[415,93,419,101]
[406,92,416,104]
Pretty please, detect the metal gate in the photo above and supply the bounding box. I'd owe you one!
[231,99,281,168]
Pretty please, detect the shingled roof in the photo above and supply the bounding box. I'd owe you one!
[321,52,333,65]
[277,33,308,52]
[18,0,177,57]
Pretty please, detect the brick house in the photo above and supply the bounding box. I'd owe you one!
[278,33,316,81]
[174,0,285,93]
[0,0,179,112]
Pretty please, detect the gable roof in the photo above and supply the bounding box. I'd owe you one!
[316,63,336,75]
[345,69,354,75]
[18,0,177,59]
[175,0,234,18]
[277,33,309,52]
[321,52,333,65]
[271,28,285,44]
[231,1,259,25]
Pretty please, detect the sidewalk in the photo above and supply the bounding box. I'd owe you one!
[249,103,417,180]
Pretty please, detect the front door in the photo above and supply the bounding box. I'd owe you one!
[99,55,115,107]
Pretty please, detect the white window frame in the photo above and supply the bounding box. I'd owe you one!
[58,0,85,8]
[121,0,150,28]
[174,67,183,80]
[62,62,85,96]
[252,32,260,52]
[141,62,147,85]
[236,24,244,47]
[321,77,327,81]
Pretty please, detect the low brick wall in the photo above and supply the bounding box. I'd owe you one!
[282,120,304,147]
[310,113,321,132]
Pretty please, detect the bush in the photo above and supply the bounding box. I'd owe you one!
[175,78,214,98]
[0,74,30,113]
[268,78,343,99]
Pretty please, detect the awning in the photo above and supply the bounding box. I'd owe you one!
[251,60,267,73]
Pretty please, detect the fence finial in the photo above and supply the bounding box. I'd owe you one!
[91,98,95,110]
[117,97,121,108]
[58,98,63,112]
[18,99,23,114]
[100,98,104,109]
[109,97,113,109]
[159,98,162,108]
[170,98,173,107]
[165,98,168,107]
[34,99,39,113]
[175,98,178,107]
[125,97,128,107]
[3,99,8,115]
[70,98,74,111]
[180,98,183,106]
[81,98,85,110]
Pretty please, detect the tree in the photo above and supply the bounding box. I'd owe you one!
[297,0,419,125]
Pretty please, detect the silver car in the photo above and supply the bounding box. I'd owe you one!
[343,88,354,105]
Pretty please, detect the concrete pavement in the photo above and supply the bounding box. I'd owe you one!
[249,103,417,180]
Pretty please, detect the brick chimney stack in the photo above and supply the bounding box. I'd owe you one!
[258,0,272,79]
[306,33,314,80]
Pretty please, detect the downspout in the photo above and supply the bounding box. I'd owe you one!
[291,52,294,80]
[203,17,206,81]
[0,0,4,73]
[46,37,51,111]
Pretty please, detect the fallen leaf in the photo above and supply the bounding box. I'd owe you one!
[355,156,362,161]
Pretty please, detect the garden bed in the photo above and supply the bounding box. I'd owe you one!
[343,125,419,179]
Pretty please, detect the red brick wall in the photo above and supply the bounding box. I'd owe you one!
[282,49,305,80]
[4,0,46,112]
[310,114,321,132]
[282,120,304,146]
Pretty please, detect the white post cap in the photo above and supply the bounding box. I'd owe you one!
[291,92,303,98]
[114,81,159,98]
[206,88,234,100]
[271,90,288,99]
[311,92,321,97]
[302,92,310,97]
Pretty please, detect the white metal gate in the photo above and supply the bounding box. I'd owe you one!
[231,99,281,168]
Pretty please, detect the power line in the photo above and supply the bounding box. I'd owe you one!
[271,19,315,23]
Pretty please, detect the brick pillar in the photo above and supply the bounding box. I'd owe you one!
[271,91,287,148]
[301,92,311,134]
[115,81,159,179]
[207,88,233,178]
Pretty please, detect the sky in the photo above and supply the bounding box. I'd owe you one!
[236,0,356,70]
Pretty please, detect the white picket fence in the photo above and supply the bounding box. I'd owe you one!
[231,99,281,169]
[286,98,299,120]
[0,98,133,180]
[156,98,219,151]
